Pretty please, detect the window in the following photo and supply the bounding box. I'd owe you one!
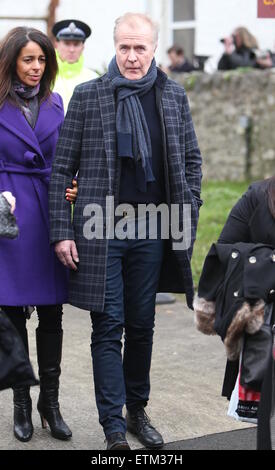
[171,0,196,61]
[173,0,195,22]
[0,0,57,39]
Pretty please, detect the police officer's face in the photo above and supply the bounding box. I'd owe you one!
[115,19,157,80]
[55,39,84,64]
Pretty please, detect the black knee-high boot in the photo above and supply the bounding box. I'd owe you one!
[36,328,72,440]
[4,307,34,442]
[13,386,33,442]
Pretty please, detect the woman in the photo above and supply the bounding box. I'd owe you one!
[218,26,259,70]
[217,177,275,245]
[0,27,76,442]
[195,177,275,449]
[219,177,275,450]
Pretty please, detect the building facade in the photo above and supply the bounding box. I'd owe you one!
[0,0,274,73]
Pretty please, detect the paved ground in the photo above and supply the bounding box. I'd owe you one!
[0,300,255,451]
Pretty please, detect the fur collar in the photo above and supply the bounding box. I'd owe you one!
[193,295,265,360]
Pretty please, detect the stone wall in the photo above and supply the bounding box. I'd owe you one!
[173,70,275,181]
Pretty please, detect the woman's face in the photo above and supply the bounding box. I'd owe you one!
[233,31,242,49]
[16,41,46,87]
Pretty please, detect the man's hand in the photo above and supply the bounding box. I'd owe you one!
[55,240,79,270]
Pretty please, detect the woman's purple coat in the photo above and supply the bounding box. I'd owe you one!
[0,93,68,306]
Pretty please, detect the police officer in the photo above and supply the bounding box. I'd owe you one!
[52,19,97,113]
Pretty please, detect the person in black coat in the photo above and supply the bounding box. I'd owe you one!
[218,26,259,70]
[167,45,196,73]
[218,178,275,246]
[195,177,275,449]
[219,177,275,450]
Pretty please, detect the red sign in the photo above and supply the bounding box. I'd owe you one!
[258,0,275,18]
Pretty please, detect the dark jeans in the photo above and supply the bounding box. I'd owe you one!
[2,305,63,354]
[90,217,164,437]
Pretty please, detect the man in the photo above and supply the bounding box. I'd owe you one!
[167,44,195,73]
[49,13,202,450]
[52,19,97,112]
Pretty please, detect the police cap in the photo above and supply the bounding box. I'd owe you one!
[52,19,91,42]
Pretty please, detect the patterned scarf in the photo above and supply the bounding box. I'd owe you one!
[12,80,40,128]
[107,56,157,193]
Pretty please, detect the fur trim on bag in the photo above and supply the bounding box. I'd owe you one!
[193,295,216,335]
[224,299,265,361]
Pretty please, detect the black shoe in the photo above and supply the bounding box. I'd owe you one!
[126,408,164,449]
[106,432,130,450]
[13,387,33,442]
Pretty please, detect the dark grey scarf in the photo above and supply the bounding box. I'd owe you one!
[107,56,157,193]
[12,80,40,129]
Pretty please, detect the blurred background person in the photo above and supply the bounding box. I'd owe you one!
[52,19,97,113]
[0,26,76,443]
[167,44,196,73]
[218,26,259,70]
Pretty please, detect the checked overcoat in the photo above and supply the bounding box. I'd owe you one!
[49,68,202,312]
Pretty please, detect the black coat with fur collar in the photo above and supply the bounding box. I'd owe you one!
[194,180,275,396]
[194,242,275,360]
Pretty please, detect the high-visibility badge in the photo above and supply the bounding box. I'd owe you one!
[258,0,275,18]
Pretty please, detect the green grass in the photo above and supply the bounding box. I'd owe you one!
[191,180,250,289]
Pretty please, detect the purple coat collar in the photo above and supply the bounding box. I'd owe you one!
[0,93,64,156]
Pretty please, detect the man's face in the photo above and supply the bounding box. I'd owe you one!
[115,20,156,80]
[55,39,84,64]
[168,51,182,67]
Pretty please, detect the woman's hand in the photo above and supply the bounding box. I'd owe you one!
[65,178,78,204]
[2,191,16,213]
[223,36,234,55]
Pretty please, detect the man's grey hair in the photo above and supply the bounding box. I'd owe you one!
[113,12,159,45]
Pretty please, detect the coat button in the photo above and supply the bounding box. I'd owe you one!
[272,254,275,262]
[270,289,275,295]
[249,256,257,264]
[233,291,239,297]
[231,252,238,259]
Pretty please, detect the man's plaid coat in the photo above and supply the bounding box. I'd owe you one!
[49,68,202,312]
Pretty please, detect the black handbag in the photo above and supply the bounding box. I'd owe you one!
[240,303,274,392]
[0,309,38,391]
